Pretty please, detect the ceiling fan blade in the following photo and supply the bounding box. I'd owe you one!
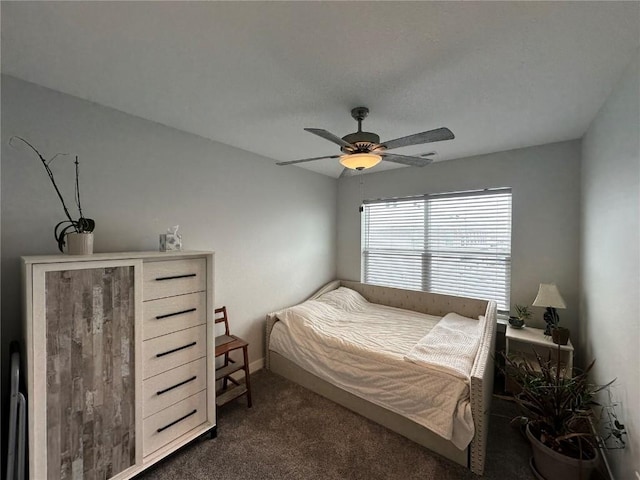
[339,167,359,178]
[382,127,454,150]
[381,152,434,167]
[276,154,341,166]
[305,128,354,149]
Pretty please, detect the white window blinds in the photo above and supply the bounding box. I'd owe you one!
[361,188,512,311]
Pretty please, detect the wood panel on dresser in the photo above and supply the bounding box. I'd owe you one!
[45,266,136,479]
[23,251,216,480]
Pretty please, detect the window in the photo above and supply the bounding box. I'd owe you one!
[361,188,512,311]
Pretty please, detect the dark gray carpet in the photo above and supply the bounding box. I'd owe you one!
[139,370,535,479]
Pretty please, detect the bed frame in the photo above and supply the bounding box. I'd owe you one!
[265,280,497,475]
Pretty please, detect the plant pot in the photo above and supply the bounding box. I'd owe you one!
[526,424,598,480]
[508,316,525,328]
[551,327,570,345]
[66,232,94,255]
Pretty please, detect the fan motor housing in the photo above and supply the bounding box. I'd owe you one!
[341,131,381,152]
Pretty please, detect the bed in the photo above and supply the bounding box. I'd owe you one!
[265,280,497,475]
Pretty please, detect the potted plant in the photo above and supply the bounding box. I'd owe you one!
[503,348,626,480]
[10,136,95,254]
[509,304,531,328]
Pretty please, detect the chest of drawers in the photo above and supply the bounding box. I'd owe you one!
[22,251,215,480]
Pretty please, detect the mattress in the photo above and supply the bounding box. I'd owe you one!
[269,287,477,449]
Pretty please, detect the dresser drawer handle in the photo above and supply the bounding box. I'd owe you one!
[155,273,197,281]
[155,308,197,320]
[156,342,196,358]
[156,409,197,433]
[156,376,197,396]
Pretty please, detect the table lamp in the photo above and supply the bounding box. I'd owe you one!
[532,283,566,336]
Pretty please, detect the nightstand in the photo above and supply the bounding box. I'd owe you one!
[505,326,574,392]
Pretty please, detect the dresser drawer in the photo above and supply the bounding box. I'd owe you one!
[143,292,207,340]
[143,324,207,379]
[143,357,207,418]
[143,390,207,457]
[143,258,207,301]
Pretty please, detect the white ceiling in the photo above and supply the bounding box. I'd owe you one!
[2,2,639,178]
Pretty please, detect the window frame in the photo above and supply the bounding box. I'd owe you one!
[361,188,512,312]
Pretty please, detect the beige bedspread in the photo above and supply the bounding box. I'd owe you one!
[269,287,478,449]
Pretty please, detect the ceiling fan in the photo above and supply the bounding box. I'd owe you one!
[276,107,454,178]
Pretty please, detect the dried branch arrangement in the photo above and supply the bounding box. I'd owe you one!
[9,136,95,252]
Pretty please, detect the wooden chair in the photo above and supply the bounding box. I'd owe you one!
[214,306,252,408]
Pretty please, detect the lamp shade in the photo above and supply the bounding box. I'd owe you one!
[532,283,566,309]
[339,153,382,170]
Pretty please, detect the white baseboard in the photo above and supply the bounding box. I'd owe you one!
[248,357,264,374]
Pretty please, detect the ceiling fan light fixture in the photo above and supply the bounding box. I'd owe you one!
[339,152,382,171]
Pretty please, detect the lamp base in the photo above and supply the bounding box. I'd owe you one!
[542,307,559,336]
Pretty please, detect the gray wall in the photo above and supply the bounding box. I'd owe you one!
[581,51,639,480]
[337,141,582,335]
[1,75,338,373]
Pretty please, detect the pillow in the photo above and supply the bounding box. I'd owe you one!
[316,287,369,313]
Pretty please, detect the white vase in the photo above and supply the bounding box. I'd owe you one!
[66,232,94,255]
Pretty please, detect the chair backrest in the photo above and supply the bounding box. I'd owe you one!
[214,306,230,336]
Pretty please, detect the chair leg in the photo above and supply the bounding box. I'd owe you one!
[222,352,230,390]
[243,346,252,408]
